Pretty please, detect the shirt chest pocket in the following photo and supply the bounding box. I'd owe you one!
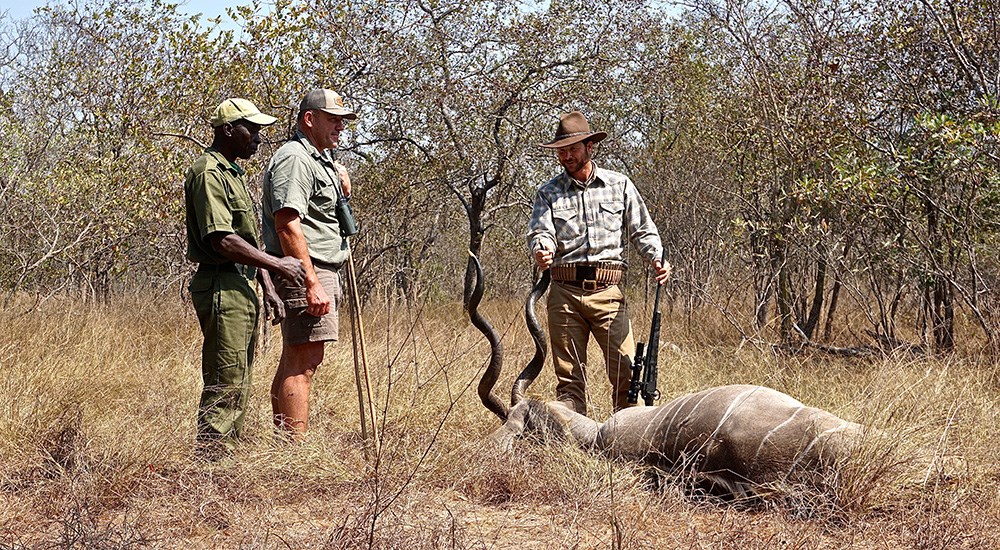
[552,207,580,241]
[221,178,258,241]
[224,180,251,213]
[226,181,257,235]
[312,167,340,216]
[598,201,624,231]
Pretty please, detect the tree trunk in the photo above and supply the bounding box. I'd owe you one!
[462,185,487,310]
[822,238,849,342]
[772,237,793,342]
[924,182,954,353]
[801,254,826,340]
[752,228,772,330]
[931,277,955,353]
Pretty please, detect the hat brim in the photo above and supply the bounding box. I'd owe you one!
[242,112,278,126]
[539,131,607,149]
[318,107,358,121]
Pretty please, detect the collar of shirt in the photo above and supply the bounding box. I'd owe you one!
[562,161,600,190]
[205,147,245,175]
[293,129,341,168]
[293,128,325,160]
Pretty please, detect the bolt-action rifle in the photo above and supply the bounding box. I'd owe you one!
[626,250,667,406]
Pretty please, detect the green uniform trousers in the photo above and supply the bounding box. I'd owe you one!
[547,281,636,416]
[189,268,259,447]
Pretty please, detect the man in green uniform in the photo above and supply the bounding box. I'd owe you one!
[184,98,306,454]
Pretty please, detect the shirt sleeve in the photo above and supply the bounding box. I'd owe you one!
[266,151,314,218]
[526,189,556,256]
[623,178,663,264]
[189,168,235,241]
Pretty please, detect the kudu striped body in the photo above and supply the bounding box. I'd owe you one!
[469,255,862,496]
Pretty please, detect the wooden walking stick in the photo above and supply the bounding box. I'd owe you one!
[323,154,379,456]
[347,258,368,444]
[345,249,380,453]
[326,153,379,454]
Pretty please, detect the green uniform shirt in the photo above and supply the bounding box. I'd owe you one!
[185,149,260,264]
[262,130,349,267]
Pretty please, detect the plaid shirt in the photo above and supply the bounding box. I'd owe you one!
[527,163,662,266]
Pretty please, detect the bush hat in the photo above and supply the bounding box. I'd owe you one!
[299,89,358,120]
[539,110,607,149]
[210,98,277,127]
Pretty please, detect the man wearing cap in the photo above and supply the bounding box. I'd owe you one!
[262,88,357,440]
[185,98,306,454]
[527,110,671,415]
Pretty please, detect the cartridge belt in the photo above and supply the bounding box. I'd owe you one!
[551,262,624,291]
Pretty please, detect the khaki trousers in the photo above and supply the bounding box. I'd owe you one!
[547,281,636,415]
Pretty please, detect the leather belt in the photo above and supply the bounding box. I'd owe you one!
[558,279,614,291]
[550,261,624,291]
[197,262,256,279]
[312,259,342,271]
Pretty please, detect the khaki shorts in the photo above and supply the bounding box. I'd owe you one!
[275,261,342,346]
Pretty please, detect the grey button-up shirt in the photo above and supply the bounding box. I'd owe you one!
[527,163,662,266]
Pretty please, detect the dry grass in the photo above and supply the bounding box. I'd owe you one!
[1,292,998,549]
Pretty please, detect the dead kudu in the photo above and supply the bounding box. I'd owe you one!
[468,255,865,498]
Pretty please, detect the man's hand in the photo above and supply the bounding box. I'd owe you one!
[274,256,306,285]
[264,287,287,325]
[305,279,332,317]
[534,247,554,270]
[334,161,351,197]
[653,259,672,285]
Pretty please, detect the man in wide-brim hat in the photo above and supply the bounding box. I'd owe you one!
[527,110,671,416]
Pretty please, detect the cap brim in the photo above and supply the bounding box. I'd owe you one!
[243,112,278,126]
[539,131,606,149]
[319,107,358,120]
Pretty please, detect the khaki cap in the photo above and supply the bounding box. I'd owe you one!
[210,98,277,127]
[539,111,607,149]
[299,89,358,120]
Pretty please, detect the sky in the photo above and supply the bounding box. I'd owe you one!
[1,1,241,24]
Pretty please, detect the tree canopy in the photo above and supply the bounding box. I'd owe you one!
[3,0,1000,353]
